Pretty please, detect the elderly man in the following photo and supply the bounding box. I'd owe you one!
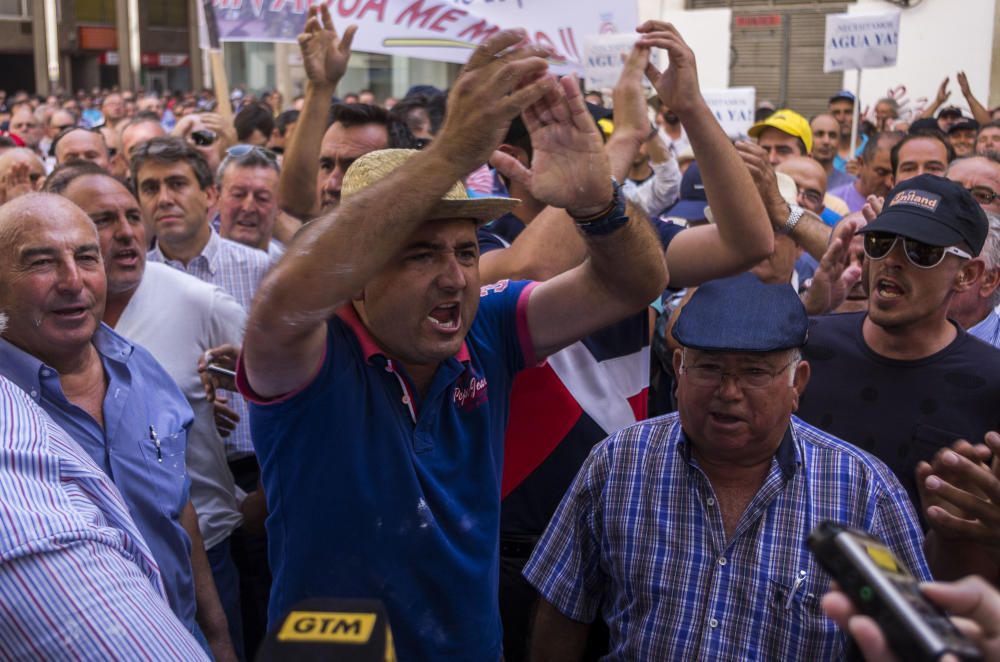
[52,127,111,170]
[237,19,669,661]
[46,162,249,659]
[0,147,45,202]
[0,193,236,660]
[810,112,856,190]
[0,371,208,659]
[830,131,904,212]
[525,272,928,660]
[216,145,283,259]
[798,176,1000,557]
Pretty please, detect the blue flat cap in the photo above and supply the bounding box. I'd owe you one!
[673,272,808,352]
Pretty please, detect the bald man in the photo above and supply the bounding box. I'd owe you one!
[53,128,111,171]
[810,113,855,191]
[0,147,45,203]
[776,156,841,225]
[0,194,237,660]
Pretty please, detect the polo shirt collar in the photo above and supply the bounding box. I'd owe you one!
[149,227,217,276]
[335,303,471,364]
[677,424,798,481]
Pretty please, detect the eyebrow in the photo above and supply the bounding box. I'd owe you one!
[20,243,100,260]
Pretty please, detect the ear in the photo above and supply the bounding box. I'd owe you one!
[979,266,1000,299]
[954,258,986,293]
[790,360,811,411]
[204,184,219,207]
[671,348,683,376]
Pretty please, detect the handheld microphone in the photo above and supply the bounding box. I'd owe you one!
[256,598,396,662]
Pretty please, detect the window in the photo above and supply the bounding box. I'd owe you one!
[0,0,31,19]
[148,1,187,28]
[75,0,114,23]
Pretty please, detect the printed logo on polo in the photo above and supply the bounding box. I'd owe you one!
[889,189,941,212]
[453,372,488,411]
[480,279,509,298]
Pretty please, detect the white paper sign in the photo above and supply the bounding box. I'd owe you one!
[702,87,756,138]
[824,11,901,73]
[582,33,641,90]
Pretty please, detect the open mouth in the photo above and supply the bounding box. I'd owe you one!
[113,248,139,266]
[876,278,904,299]
[426,303,460,332]
[709,412,744,425]
[52,305,89,320]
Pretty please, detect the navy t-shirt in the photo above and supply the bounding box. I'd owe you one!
[798,311,1000,510]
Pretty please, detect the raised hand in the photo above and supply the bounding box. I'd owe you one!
[298,4,357,87]
[611,44,653,147]
[735,140,787,229]
[491,74,612,217]
[438,30,556,173]
[801,216,864,316]
[957,71,974,100]
[635,21,704,117]
[934,77,951,107]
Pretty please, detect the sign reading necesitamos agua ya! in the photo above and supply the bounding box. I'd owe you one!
[823,11,901,73]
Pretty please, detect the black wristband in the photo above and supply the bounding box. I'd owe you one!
[574,179,629,236]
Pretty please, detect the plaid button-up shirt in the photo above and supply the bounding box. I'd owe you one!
[149,229,272,459]
[524,413,929,661]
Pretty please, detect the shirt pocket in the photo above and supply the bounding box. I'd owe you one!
[763,576,842,657]
[137,428,189,519]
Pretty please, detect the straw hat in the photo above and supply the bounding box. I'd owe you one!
[341,148,519,223]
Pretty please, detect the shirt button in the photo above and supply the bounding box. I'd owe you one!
[40,369,50,377]
[401,395,410,405]
[718,557,727,566]
[29,390,38,398]
[706,497,715,506]
[709,618,719,628]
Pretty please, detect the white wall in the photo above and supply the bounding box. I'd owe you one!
[842,0,995,118]
[635,1,732,90]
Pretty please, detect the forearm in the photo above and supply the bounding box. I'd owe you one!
[925,531,1000,583]
[605,131,644,183]
[278,81,335,219]
[529,600,591,662]
[273,210,303,245]
[680,102,772,259]
[790,210,834,262]
[479,207,586,283]
[586,202,668,306]
[965,92,992,126]
[181,503,236,662]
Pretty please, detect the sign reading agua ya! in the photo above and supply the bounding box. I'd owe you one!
[824,11,901,73]
[701,87,755,139]
[205,0,636,70]
[583,33,661,91]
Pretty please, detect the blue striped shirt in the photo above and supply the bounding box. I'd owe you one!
[148,228,269,459]
[0,375,208,660]
[524,413,929,661]
[969,309,1000,348]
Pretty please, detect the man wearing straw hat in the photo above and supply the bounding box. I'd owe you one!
[237,27,674,661]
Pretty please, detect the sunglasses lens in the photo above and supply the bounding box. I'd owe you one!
[864,232,896,259]
[191,130,216,146]
[903,238,945,267]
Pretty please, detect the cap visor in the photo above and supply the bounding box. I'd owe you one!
[859,209,965,247]
[664,199,709,221]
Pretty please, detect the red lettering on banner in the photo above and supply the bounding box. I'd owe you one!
[558,27,580,60]
[395,0,442,29]
[429,7,466,33]
[457,18,499,43]
[336,0,361,17]
[534,30,564,60]
[270,0,307,12]
[356,0,386,21]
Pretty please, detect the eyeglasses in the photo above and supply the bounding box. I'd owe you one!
[681,359,797,390]
[225,144,277,162]
[190,129,217,147]
[966,186,998,205]
[797,188,824,207]
[862,232,972,269]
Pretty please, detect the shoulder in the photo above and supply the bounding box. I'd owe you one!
[218,236,272,270]
[588,412,680,478]
[792,417,903,490]
[806,312,864,344]
[142,262,218,302]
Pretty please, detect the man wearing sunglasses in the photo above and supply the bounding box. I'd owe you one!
[797,175,1000,575]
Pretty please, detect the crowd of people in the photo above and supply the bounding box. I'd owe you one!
[1,6,999,661]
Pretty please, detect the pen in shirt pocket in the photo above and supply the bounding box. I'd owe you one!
[785,570,807,609]
[149,425,162,463]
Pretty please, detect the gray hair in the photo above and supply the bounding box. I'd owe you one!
[215,146,280,187]
[983,211,1000,309]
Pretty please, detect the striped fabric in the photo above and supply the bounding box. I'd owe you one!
[969,308,1000,348]
[149,228,271,459]
[524,413,930,661]
[0,376,207,660]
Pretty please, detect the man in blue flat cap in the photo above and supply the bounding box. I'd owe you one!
[523,272,928,661]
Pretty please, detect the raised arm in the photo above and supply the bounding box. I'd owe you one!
[958,71,993,127]
[278,5,356,220]
[638,21,773,288]
[244,31,555,397]
[493,73,667,360]
[920,77,951,120]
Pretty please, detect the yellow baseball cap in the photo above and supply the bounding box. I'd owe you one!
[748,109,813,154]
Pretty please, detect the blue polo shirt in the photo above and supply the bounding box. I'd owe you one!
[238,279,537,661]
[0,325,197,635]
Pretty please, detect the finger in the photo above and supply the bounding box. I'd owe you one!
[922,578,1000,637]
[839,264,862,290]
[820,591,856,627]
[924,472,999,520]
[490,149,532,188]
[561,75,598,135]
[465,29,528,72]
[644,62,662,87]
[925,506,998,544]
[847,615,899,662]
[340,24,358,53]
[498,65,558,117]
[319,3,333,32]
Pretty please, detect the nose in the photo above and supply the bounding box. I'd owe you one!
[716,373,744,401]
[241,194,256,213]
[436,253,468,291]
[56,259,85,294]
[323,166,345,197]
[765,147,780,166]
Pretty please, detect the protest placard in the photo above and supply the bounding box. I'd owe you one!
[824,11,901,73]
[701,87,756,138]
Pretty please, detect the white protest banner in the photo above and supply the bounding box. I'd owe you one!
[583,33,639,91]
[701,87,755,138]
[823,11,900,73]
[207,0,636,69]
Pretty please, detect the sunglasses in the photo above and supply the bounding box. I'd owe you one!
[190,129,217,147]
[862,232,972,269]
[966,186,998,206]
[226,144,277,161]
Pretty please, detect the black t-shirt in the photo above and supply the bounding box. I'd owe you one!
[798,311,1000,510]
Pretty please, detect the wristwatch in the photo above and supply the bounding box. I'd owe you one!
[781,204,805,236]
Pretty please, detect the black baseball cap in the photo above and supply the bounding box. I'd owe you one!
[947,118,979,134]
[938,105,964,119]
[858,174,988,255]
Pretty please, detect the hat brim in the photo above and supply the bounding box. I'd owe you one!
[664,199,709,221]
[425,196,520,224]
[858,210,965,247]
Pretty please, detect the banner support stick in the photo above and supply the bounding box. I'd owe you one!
[849,67,862,161]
